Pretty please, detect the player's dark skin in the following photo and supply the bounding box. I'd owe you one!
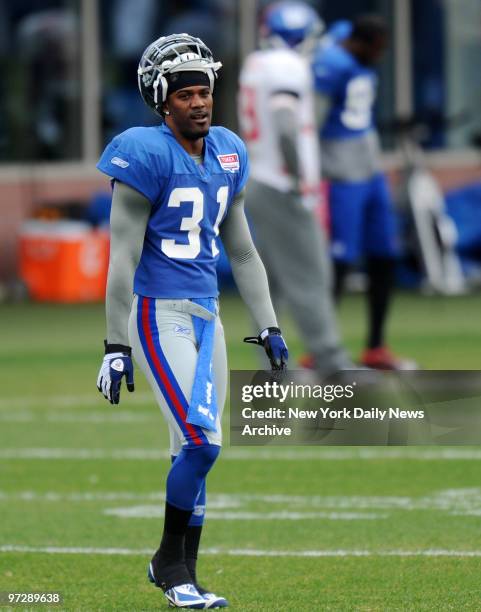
[163,85,213,155]
[343,33,388,66]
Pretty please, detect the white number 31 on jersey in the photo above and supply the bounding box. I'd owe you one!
[161,186,229,259]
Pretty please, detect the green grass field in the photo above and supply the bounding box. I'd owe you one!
[1,292,481,611]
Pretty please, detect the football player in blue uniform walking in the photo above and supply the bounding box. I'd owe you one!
[96,34,288,609]
[313,16,416,370]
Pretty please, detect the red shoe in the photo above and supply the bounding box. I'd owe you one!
[298,353,316,370]
[360,346,418,371]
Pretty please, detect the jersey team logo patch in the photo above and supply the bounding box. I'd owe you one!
[217,153,240,173]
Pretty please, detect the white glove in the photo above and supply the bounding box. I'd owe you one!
[96,342,135,404]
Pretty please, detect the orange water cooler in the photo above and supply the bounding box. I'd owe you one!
[18,220,110,303]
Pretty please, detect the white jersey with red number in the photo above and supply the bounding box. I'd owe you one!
[238,48,321,208]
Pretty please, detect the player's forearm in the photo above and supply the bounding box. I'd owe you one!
[105,261,136,346]
[220,192,278,331]
[315,93,332,130]
[272,106,300,184]
[105,182,151,345]
[231,247,278,331]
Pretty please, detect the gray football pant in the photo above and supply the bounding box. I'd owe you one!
[128,295,227,455]
[246,179,352,374]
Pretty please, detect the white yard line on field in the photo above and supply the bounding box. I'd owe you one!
[102,506,387,520]
[2,447,481,460]
[2,544,481,558]
[0,392,154,410]
[0,490,167,502]
[0,448,170,460]
[223,448,481,460]
[0,411,34,422]
[0,411,157,423]
[2,488,481,517]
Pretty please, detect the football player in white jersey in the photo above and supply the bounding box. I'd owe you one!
[239,1,353,375]
[96,34,288,609]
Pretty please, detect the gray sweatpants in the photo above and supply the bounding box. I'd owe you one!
[246,179,352,374]
[128,295,227,455]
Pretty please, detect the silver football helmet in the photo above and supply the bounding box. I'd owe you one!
[137,33,222,117]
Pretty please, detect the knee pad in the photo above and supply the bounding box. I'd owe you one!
[183,445,221,478]
[166,445,221,511]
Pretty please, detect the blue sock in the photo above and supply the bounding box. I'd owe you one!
[170,455,207,527]
[171,456,206,527]
[166,446,220,511]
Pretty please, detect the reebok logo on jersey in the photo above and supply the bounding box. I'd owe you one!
[217,153,239,173]
[111,156,129,168]
[174,325,191,336]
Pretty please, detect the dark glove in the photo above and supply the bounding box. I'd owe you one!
[244,327,288,371]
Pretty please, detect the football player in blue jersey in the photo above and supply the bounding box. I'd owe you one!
[96,34,288,609]
[313,16,416,370]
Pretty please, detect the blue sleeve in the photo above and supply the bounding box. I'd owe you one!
[96,130,164,205]
[327,20,352,43]
[235,136,250,194]
[312,50,344,97]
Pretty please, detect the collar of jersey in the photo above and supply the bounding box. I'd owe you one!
[160,123,213,183]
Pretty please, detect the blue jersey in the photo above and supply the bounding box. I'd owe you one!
[97,124,249,299]
[312,43,377,140]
